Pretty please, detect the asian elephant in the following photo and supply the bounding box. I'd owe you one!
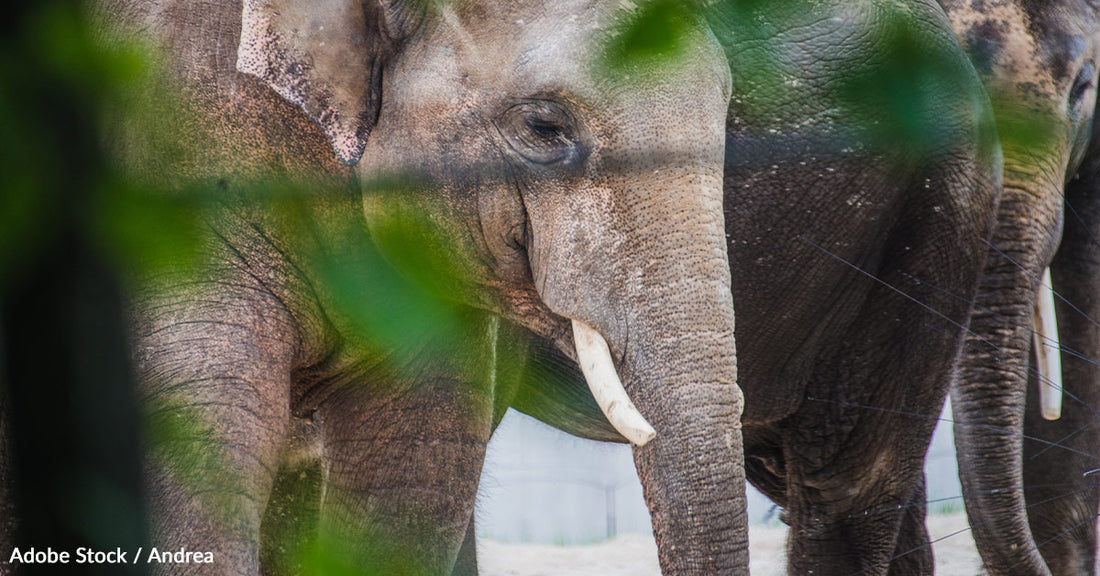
[91,0,749,575]
[462,1,1002,574]
[936,1,1100,574]
[713,0,999,573]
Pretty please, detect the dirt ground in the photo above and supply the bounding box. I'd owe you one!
[479,513,980,576]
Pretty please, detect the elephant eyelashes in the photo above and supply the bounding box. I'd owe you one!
[499,101,585,166]
[1070,61,1095,106]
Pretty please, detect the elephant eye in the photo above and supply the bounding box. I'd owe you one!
[1070,61,1095,106]
[499,101,585,166]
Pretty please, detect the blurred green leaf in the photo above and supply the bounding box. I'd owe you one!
[987,89,1062,166]
[94,180,208,282]
[142,395,248,526]
[305,189,480,373]
[835,10,974,158]
[602,0,699,72]
[295,525,437,576]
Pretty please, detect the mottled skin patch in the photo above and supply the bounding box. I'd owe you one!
[939,0,1100,574]
[948,1,1061,100]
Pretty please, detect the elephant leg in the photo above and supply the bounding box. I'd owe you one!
[785,487,901,576]
[1023,364,1098,576]
[784,235,974,575]
[136,289,297,576]
[887,477,933,576]
[316,368,493,575]
[144,393,289,576]
[259,418,325,576]
[451,516,478,576]
[785,459,933,576]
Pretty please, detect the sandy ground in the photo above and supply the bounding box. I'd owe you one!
[479,513,981,576]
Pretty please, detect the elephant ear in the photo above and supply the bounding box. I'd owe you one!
[237,0,392,165]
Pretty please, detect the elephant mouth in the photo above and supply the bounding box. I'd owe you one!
[570,319,656,446]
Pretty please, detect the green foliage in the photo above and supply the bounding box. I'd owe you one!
[0,2,208,289]
[142,395,248,526]
[987,89,1062,166]
[94,181,208,281]
[602,0,699,71]
[293,525,438,576]
[835,7,981,159]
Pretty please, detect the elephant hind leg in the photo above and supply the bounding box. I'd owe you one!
[785,479,932,576]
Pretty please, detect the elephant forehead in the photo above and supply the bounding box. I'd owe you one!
[441,0,727,99]
[949,2,1059,99]
[440,1,619,87]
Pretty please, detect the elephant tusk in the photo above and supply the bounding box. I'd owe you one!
[1033,268,1063,421]
[571,319,657,447]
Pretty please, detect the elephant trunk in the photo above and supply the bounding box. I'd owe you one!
[623,305,747,575]
[527,163,747,573]
[953,178,1062,576]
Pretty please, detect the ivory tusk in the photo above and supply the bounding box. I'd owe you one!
[1033,268,1063,421]
[571,319,657,447]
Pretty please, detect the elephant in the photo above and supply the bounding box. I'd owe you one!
[87,0,749,575]
[712,0,1000,573]
[934,1,1100,574]
[454,1,1001,574]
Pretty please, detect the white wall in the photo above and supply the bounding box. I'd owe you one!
[476,404,961,544]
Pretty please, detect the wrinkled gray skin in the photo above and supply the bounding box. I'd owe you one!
[936,2,1100,574]
[466,1,1001,575]
[717,1,998,574]
[95,1,747,575]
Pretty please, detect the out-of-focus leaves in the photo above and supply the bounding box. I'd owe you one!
[294,525,436,576]
[94,181,208,282]
[707,0,993,162]
[299,178,488,379]
[834,10,977,159]
[601,0,700,72]
[0,1,205,290]
[702,0,804,124]
[142,395,247,526]
[2,3,155,572]
[987,89,1062,166]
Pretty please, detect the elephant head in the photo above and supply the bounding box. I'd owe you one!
[237,0,747,573]
[939,1,1100,574]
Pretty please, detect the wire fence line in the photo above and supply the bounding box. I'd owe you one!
[476,405,963,545]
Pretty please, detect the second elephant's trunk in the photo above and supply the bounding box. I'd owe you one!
[953,182,1062,576]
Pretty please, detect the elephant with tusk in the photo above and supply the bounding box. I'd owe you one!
[937,0,1100,573]
[461,1,1003,574]
[78,0,750,575]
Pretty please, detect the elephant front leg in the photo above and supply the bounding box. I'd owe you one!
[135,292,298,576]
[144,396,288,576]
[888,477,932,576]
[317,372,493,575]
